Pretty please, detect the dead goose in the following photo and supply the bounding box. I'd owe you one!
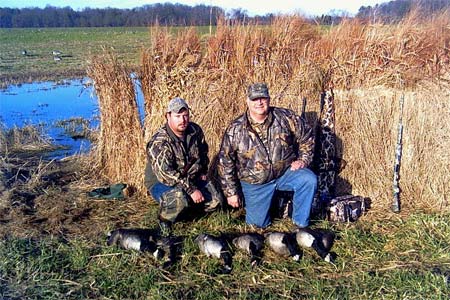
[156,235,184,269]
[315,228,336,252]
[232,233,264,267]
[195,233,232,274]
[264,232,301,261]
[294,228,336,263]
[107,228,162,259]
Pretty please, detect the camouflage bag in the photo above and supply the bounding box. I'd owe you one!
[326,195,366,223]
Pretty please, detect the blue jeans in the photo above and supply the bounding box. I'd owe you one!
[241,168,317,228]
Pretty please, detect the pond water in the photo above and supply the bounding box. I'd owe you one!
[0,78,144,159]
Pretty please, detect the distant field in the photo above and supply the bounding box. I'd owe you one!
[0,26,210,87]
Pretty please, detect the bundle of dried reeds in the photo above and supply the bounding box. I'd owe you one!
[87,52,145,194]
[141,27,202,140]
[314,9,450,88]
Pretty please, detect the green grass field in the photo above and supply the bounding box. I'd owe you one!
[0,27,150,86]
[0,27,211,87]
[1,210,449,299]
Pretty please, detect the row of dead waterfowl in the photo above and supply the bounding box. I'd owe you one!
[107,227,336,274]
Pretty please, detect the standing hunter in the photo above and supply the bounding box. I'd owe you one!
[145,97,222,236]
[218,83,317,228]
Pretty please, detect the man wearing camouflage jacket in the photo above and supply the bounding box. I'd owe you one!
[218,83,317,228]
[145,97,221,235]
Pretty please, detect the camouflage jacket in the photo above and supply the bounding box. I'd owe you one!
[145,122,209,195]
[218,107,314,197]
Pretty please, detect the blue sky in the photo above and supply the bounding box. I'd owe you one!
[0,1,388,16]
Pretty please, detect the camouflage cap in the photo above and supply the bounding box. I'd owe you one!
[247,82,270,100]
[166,97,189,113]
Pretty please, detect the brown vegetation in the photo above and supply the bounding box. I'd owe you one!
[86,54,145,196]
[87,12,450,216]
[0,125,59,153]
[0,152,154,239]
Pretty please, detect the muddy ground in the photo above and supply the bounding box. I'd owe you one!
[0,151,156,242]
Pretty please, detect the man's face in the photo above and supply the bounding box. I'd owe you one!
[167,109,189,136]
[247,97,270,117]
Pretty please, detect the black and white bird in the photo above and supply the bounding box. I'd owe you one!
[107,228,163,259]
[315,228,336,252]
[156,235,184,269]
[195,233,232,274]
[264,231,301,261]
[52,50,62,56]
[294,227,336,263]
[232,233,265,267]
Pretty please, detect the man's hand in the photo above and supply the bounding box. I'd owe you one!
[190,189,205,203]
[227,194,240,208]
[290,160,306,171]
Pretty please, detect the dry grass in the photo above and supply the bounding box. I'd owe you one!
[0,124,58,153]
[88,12,450,215]
[335,84,450,215]
[86,51,145,195]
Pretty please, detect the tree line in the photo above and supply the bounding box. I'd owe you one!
[356,0,450,21]
[1,0,449,28]
[0,3,232,28]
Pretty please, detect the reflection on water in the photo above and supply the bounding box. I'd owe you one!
[0,78,144,159]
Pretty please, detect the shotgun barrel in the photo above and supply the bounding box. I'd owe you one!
[301,97,307,119]
[392,94,405,213]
